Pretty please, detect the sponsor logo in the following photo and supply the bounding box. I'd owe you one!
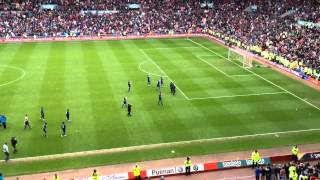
[193,165,199,171]
[310,153,320,159]
[221,160,242,168]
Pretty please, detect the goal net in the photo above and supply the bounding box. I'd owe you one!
[227,48,253,68]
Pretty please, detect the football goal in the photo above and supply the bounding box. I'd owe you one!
[228,48,253,68]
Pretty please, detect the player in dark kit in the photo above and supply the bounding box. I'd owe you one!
[66,109,70,121]
[170,82,176,95]
[147,74,151,86]
[40,107,45,121]
[158,92,163,105]
[156,80,161,91]
[61,122,66,137]
[160,76,164,86]
[127,104,132,116]
[128,80,132,92]
[10,137,18,153]
[122,97,128,108]
[43,122,47,137]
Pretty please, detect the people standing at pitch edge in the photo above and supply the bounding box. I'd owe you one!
[122,97,128,108]
[53,173,60,180]
[11,137,18,153]
[133,164,141,180]
[147,74,151,86]
[61,121,67,137]
[184,157,192,176]
[24,114,31,129]
[66,109,70,121]
[291,145,299,162]
[158,92,163,105]
[92,169,98,180]
[251,149,261,169]
[43,121,47,137]
[40,107,45,121]
[127,103,132,116]
[2,142,9,162]
[128,80,132,92]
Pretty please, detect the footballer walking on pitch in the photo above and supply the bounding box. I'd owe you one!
[122,97,128,108]
[24,114,31,129]
[158,92,163,105]
[61,121,67,137]
[147,74,151,86]
[66,109,70,121]
[43,121,47,137]
[128,80,132,92]
[40,107,45,121]
[2,142,9,162]
[11,137,18,154]
[127,103,132,116]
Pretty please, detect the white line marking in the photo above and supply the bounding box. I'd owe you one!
[2,127,320,164]
[189,92,289,100]
[142,46,199,50]
[0,65,26,87]
[197,56,230,77]
[197,55,252,77]
[219,175,255,180]
[139,49,190,100]
[187,38,320,111]
[138,60,168,77]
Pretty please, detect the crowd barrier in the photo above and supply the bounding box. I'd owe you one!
[69,151,320,180]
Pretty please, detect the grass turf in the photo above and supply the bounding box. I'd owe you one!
[0,37,320,176]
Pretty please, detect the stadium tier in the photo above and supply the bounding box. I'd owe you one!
[0,0,320,179]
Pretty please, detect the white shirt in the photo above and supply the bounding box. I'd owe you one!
[2,144,9,153]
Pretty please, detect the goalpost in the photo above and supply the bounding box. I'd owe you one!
[227,48,253,68]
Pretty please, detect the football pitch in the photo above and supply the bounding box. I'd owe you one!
[1,37,320,175]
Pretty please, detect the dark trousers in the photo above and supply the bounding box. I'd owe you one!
[4,152,9,162]
[185,166,191,176]
[135,176,141,180]
[252,161,258,169]
[13,145,17,153]
[292,154,298,162]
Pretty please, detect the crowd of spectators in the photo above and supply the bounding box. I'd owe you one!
[0,0,319,77]
[256,161,320,180]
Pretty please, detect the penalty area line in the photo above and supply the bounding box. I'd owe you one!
[2,128,320,164]
[187,38,320,111]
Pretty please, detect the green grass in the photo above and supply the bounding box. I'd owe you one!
[1,37,320,176]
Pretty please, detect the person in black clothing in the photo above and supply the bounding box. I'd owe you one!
[169,82,176,95]
[160,76,164,86]
[66,109,70,121]
[156,80,161,91]
[128,80,132,92]
[43,122,47,137]
[158,92,163,105]
[10,137,17,154]
[122,97,128,108]
[127,104,132,116]
[61,122,66,137]
[147,74,151,86]
[40,107,45,121]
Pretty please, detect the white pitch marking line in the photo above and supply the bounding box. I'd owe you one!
[2,127,320,163]
[141,46,199,50]
[0,65,26,87]
[139,49,190,100]
[197,55,252,78]
[138,60,168,78]
[189,92,289,100]
[197,56,230,77]
[187,38,320,111]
